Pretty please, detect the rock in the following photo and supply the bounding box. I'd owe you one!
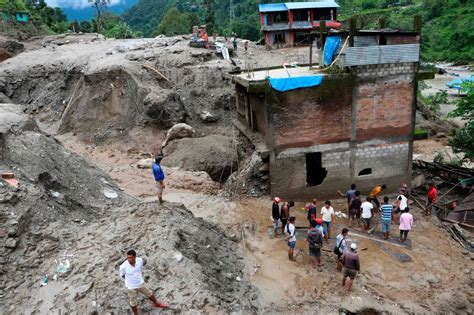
[200,111,219,123]
[162,135,237,182]
[162,123,196,148]
[5,237,18,249]
[136,158,154,169]
[143,92,187,128]
[103,189,118,199]
[436,132,447,138]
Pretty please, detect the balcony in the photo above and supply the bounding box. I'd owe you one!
[262,22,290,31]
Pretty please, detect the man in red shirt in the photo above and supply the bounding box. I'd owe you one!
[426,183,438,216]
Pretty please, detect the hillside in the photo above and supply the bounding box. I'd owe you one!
[58,0,138,21]
[123,0,473,63]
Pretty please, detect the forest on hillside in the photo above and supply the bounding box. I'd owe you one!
[123,0,473,63]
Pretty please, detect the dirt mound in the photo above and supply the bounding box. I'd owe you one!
[0,38,24,62]
[162,134,238,182]
[0,106,257,313]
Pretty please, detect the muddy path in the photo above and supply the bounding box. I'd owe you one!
[60,136,474,314]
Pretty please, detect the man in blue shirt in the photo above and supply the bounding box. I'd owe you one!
[152,155,165,204]
[380,196,393,240]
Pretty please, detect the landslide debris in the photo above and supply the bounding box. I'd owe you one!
[0,105,258,314]
[162,134,238,182]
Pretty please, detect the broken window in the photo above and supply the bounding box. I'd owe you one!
[358,168,372,176]
[306,152,327,187]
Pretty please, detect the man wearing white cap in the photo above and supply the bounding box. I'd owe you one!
[272,197,281,237]
[341,243,360,291]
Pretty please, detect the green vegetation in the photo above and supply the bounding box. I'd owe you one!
[156,7,199,36]
[420,90,449,117]
[448,83,474,160]
[413,127,428,140]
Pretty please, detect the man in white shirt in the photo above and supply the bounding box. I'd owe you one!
[119,250,167,314]
[321,200,335,241]
[394,190,408,222]
[285,216,297,261]
[361,196,374,231]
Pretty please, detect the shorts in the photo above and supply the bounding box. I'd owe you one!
[155,181,165,193]
[322,220,331,231]
[127,284,153,307]
[343,267,358,280]
[362,217,371,226]
[288,240,296,249]
[308,246,321,257]
[273,219,280,230]
[381,219,391,232]
[280,218,288,228]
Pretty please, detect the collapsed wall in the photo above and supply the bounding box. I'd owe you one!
[0,104,258,314]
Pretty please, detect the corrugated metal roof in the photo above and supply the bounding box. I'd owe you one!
[343,44,420,66]
[259,1,339,12]
[285,1,340,10]
[259,3,288,12]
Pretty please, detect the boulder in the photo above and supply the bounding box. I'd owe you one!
[162,135,237,182]
[200,111,219,123]
[162,123,196,148]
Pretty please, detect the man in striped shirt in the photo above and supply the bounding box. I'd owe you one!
[380,196,393,240]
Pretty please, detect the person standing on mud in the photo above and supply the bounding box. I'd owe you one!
[280,200,295,235]
[393,190,408,222]
[361,196,373,232]
[321,201,335,241]
[369,184,386,210]
[119,250,167,314]
[380,196,393,239]
[348,191,362,228]
[152,155,165,204]
[306,220,324,267]
[426,183,438,216]
[399,207,413,243]
[335,228,348,271]
[285,216,297,261]
[272,197,281,237]
[338,183,357,210]
[306,202,317,226]
[341,243,360,291]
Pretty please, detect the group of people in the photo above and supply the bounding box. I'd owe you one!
[271,182,419,291]
[337,183,414,241]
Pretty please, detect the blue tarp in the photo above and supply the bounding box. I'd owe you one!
[447,75,474,90]
[259,3,288,12]
[323,35,341,66]
[268,75,324,92]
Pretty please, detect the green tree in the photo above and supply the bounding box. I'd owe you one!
[156,7,191,36]
[79,20,92,33]
[203,0,215,35]
[448,82,474,160]
[88,0,110,32]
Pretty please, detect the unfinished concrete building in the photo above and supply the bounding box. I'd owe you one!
[233,23,423,200]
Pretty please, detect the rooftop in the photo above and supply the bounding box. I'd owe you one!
[259,1,339,13]
[233,66,322,87]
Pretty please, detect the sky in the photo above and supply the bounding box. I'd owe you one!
[45,0,127,9]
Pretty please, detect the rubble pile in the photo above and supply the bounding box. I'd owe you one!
[0,105,257,313]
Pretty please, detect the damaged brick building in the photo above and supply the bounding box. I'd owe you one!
[233,20,424,200]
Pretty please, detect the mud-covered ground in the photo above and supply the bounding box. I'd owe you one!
[60,136,474,314]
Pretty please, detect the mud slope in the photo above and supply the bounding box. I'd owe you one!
[0,104,258,314]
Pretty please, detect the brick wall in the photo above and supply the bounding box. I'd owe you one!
[269,76,353,149]
[354,63,416,142]
[270,141,411,200]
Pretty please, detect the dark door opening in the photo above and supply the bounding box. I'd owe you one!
[306,152,327,187]
[251,111,259,132]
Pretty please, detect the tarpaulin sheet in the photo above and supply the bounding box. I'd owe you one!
[268,75,323,92]
[323,35,341,66]
[447,75,474,90]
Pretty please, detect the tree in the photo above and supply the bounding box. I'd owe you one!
[88,0,110,33]
[79,20,92,33]
[203,0,215,35]
[156,7,191,36]
[448,82,474,160]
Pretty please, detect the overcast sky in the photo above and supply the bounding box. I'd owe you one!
[45,0,126,9]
